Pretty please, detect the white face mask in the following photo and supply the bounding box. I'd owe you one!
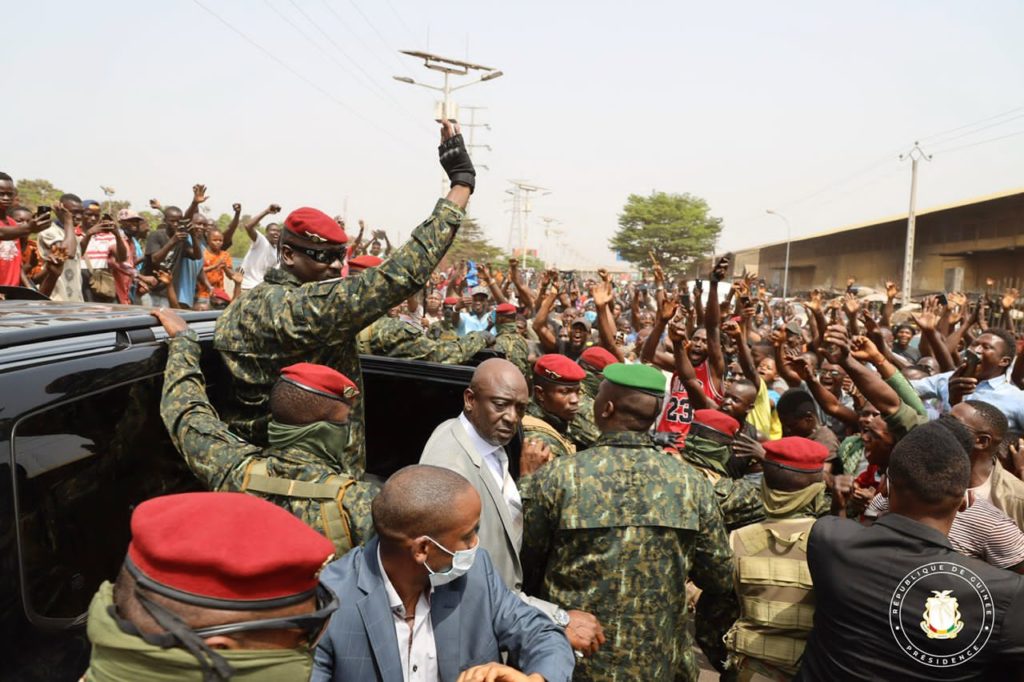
[423,536,478,587]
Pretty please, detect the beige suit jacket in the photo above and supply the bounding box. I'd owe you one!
[420,416,559,620]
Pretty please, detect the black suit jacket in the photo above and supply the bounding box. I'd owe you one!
[796,514,1024,681]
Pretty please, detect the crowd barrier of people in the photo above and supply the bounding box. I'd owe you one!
[3,122,1024,682]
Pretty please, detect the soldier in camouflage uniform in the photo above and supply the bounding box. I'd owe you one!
[155,309,377,557]
[522,354,583,458]
[427,296,461,342]
[521,363,740,681]
[568,346,618,451]
[213,121,475,477]
[493,302,531,382]
[683,409,767,531]
[363,314,492,363]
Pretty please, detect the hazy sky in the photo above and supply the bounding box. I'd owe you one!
[5,1,1024,266]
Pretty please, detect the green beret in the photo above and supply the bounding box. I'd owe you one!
[603,363,666,397]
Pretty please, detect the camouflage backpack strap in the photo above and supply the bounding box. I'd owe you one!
[521,414,577,455]
[241,459,357,554]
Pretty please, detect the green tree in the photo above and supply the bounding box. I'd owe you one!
[609,191,722,277]
[14,178,64,210]
[443,215,503,266]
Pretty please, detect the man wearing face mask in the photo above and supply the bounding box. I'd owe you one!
[156,309,376,556]
[84,492,339,682]
[313,464,575,682]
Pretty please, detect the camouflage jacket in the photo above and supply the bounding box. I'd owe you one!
[493,322,531,382]
[427,319,459,342]
[567,393,600,450]
[520,430,739,681]
[523,399,576,458]
[362,316,488,364]
[160,335,377,556]
[212,199,463,477]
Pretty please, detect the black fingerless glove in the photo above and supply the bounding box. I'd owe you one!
[438,133,476,194]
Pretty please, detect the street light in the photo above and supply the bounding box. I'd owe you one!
[766,209,793,299]
[393,51,503,121]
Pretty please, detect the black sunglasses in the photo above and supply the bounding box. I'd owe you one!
[285,242,347,266]
[192,583,339,647]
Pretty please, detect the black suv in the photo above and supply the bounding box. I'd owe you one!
[0,300,481,681]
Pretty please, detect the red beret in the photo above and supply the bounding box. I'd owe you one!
[126,492,334,607]
[281,362,359,401]
[533,354,586,384]
[763,436,830,472]
[348,255,383,271]
[579,347,617,372]
[443,296,460,306]
[284,207,348,245]
[693,409,740,437]
[211,288,231,303]
[496,303,517,315]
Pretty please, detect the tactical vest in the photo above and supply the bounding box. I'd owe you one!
[725,516,817,679]
[521,414,577,456]
[241,459,357,556]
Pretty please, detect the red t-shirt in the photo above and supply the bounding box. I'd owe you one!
[656,360,722,449]
[0,217,23,286]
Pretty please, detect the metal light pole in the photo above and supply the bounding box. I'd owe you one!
[766,209,793,299]
[393,51,503,122]
[898,143,931,305]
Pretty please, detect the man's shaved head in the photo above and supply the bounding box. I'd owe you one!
[373,465,476,541]
[465,358,529,446]
[594,380,662,433]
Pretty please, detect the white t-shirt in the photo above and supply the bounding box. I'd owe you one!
[240,232,278,290]
[38,224,84,302]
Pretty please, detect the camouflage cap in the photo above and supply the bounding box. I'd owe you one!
[602,362,666,397]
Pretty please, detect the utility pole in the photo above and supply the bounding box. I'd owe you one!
[766,209,792,298]
[461,106,491,171]
[505,181,548,262]
[899,142,932,305]
[392,51,503,195]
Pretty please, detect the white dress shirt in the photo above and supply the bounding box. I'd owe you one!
[458,413,523,532]
[377,547,440,682]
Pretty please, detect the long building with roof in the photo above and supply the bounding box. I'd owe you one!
[728,187,1024,295]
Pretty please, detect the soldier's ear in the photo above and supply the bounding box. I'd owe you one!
[279,242,295,267]
[600,400,616,420]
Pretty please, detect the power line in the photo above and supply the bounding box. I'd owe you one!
[319,0,412,78]
[918,103,1024,144]
[344,0,414,73]
[922,110,1024,148]
[189,0,415,150]
[382,0,418,45]
[932,127,1024,155]
[284,0,406,108]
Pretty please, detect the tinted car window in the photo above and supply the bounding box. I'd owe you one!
[12,375,200,625]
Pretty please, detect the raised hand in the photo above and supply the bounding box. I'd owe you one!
[438,119,475,192]
[519,438,553,476]
[591,279,614,308]
[911,298,940,332]
[770,328,787,348]
[1002,288,1019,310]
[806,288,823,312]
[192,184,208,204]
[843,291,861,316]
[790,356,813,381]
[711,254,730,282]
[232,203,241,213]
[885,280,899,300]
[667,318,688,344]
[508,257,519,271]
[658,294,678,323]
[850,335,884,364]
[722,318,743,340]
[268,203,281,214]
[148,198,162,210]
[820,324,851,363]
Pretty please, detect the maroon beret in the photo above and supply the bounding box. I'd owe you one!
[533,354,586,384]
[127,492,334,607]
[579,347,617,372]
[281,362,359,402]
[284,207,348,245]
[693,409,740,437]
[763,436,830,472]
[348,255,383,271]
[496,303,517,315]
[443,296,460,306]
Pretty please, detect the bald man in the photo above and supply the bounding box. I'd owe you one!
[420,359,605,654]
[313,464,574,682]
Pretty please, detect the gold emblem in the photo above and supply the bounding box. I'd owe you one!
[920,590,964,639]
[303,231,328,243]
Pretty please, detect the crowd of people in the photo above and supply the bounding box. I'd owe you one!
[5,121,1024,682]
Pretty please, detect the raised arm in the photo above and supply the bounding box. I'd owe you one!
[912,304,956,373]
[0,210,51,240]
[705,255,730,389]
[532,287,560,353]
[668,318,711,410]
[220,203,243,250]
[791,356,859,429]
[641,294,678,372]
[881,280,898,328]
[478,263,508,304]
[722,316,758,386]
[592,271,625,362]
[183,184,208,222]
[772,329,803,388]
[824,325,901,416]
[507,258,535,312]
